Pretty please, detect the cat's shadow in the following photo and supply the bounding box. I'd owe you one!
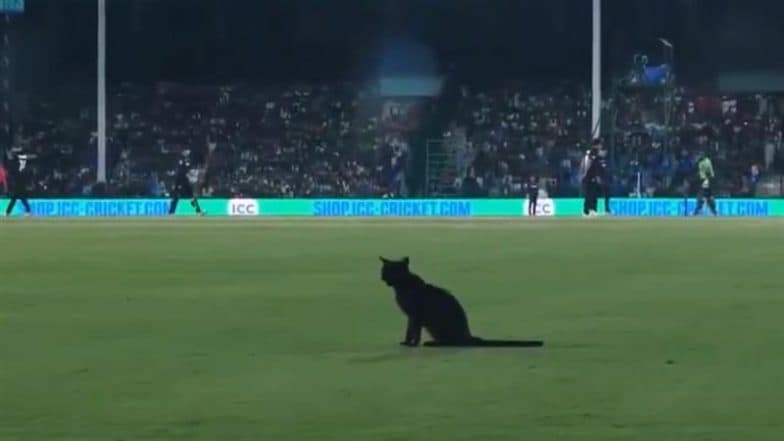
[349,348,469,364]
[349,342,589,364]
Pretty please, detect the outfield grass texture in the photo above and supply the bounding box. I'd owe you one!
[2,218,784,441]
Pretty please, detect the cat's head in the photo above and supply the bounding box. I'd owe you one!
[379,256,410,286]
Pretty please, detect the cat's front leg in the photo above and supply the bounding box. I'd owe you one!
[402,316,422,346]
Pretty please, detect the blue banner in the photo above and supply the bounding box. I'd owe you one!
[312,199,468,217]
[607,198,778,217]
[2,197,781,218]
[305,199,522,217]
[0,199,230,217]
[8,199,169,217]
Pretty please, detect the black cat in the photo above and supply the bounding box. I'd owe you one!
[379,256,544,348]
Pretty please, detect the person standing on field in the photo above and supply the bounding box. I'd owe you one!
[526,175,539,216]
[580,145,600,216]
[693,152,718,216]
[4,148,34,217]
[168,152,204,216]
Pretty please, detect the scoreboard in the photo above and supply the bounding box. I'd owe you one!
[0,0,23,13]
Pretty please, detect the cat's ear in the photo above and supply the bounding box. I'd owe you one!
[379,256,389,263]
[402,257,410,266]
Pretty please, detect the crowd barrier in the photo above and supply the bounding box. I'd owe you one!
[1,197,782,217]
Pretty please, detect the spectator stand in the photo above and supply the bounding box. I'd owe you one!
[442,81,592,198]
[605,47,677,198]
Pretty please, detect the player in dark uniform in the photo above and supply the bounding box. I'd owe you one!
[4,148,33,217]
[596,140,611,215]
[168,155,204,216]
[526,175,539,216]
[581,146,601,216]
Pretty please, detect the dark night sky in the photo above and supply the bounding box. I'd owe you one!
[5,0,784,87]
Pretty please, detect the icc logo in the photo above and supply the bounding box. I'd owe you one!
[526,198,555,216]
[228,199,259,216]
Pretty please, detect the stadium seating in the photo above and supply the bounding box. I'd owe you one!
[5,82,782,197]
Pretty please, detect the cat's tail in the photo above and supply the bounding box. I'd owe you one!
[471,336,544,348]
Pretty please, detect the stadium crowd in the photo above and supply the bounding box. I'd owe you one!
[1,81,782,198]
[455,83,783,198]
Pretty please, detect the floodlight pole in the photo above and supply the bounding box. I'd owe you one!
[97,0,107,183]
[591,0,601,139]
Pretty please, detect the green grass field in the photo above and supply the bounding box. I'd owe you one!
[2,218,784,441]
